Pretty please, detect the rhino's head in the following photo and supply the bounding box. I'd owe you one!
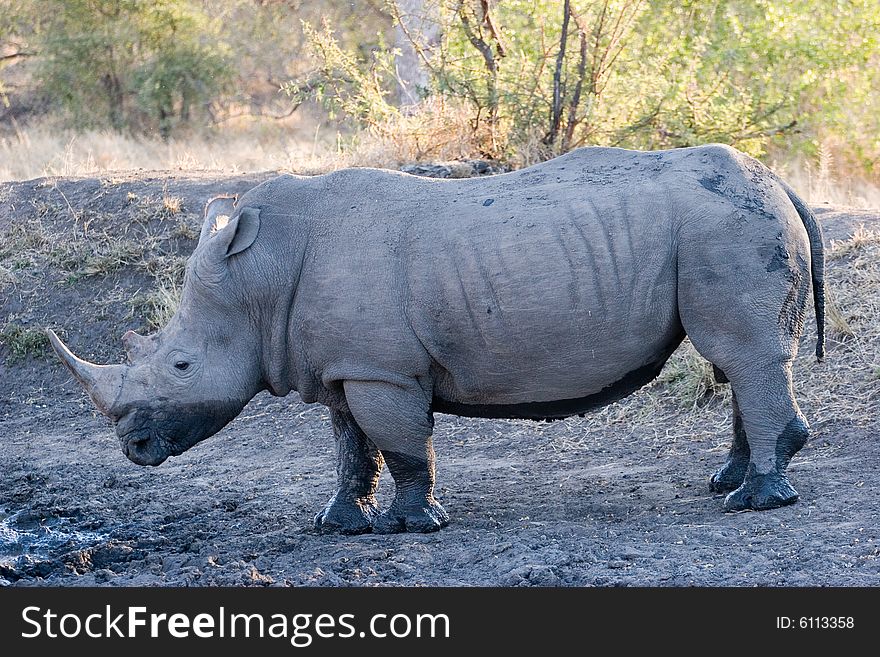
[48,195,269,466]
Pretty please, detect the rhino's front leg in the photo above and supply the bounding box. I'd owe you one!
[343,379,449,533]
[314,408,383,534]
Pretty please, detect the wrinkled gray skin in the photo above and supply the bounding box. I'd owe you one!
[49,144,826,534]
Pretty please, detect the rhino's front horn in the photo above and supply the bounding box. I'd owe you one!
[46,329,126,418]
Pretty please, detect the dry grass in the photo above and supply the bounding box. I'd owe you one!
[162,194,183,215]
[133,255,187,329]
[825,225,880,338]
[0,119,345,181]
[1,215,156,283]
[0,263,14,287]
[0,190,194,339]
[0,101,494,182]
[656,340,731,410]
[773,147,880,210]
[351,98,497,167]
[828,224,880,259]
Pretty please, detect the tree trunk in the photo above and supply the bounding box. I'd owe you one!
[545,0,571,146]
[393,0,441,109]
[103,72,124,132]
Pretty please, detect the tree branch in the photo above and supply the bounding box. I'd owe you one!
[0,51,35,62]
[457,0,499,124]
[563,8,589,149]
[480,0,507,57]
[733,119,798,141]
[545,0,571,145]
[388,1,443,79]
[213,105,300,124]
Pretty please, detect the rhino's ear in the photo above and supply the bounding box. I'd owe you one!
[205,207,261,259]
[200,195,238,243]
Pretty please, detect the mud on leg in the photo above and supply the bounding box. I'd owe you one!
[709,386,752,493]
[343,379,449,533]
[721,362,809,511]
[314,408,384,534]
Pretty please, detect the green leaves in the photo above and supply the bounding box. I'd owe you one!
[290,0,880,172]
[34,0,232,137]
[287,19,399,128]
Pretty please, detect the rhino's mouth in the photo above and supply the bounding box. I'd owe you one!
[114,401,245,466]
[116,408,204,466]
[118,424,205,466]
[121,432,174,466]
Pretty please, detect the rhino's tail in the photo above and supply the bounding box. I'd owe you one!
[777,177,826,361]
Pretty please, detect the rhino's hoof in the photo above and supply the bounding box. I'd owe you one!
[314,495,378,535]
[709,458,749,493]
[723,470,799,512]
[373,498,450,534]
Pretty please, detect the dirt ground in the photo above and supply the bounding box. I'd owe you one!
[1,172,878,586]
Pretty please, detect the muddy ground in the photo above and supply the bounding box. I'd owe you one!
[1,172,878,586]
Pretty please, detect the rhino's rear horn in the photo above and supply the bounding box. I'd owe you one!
[46,329,127,418]
[122,330,156,363]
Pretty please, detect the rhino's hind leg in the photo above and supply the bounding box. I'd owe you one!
[343,380,449,533]
[721,381,808,512]
[708,362,808,511]
[694,356,807,510]
[678,202,812,511]
[314,409,383,534]
[372,448,450,534]
[709,392,751,493]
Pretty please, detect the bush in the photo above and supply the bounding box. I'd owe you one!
[291,0,880,172]
[35,0,232,137]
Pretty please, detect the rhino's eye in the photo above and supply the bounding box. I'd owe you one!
[174,361,190,371]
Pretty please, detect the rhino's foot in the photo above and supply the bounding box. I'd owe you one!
[373,496,450,534]
[314,493,379,535]
[723,467,799,512]
[709,457,750,493]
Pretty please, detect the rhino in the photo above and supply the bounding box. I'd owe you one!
[48,144,825,534]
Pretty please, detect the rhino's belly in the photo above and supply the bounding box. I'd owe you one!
[431,330,684,420]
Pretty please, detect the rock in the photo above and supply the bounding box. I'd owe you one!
[89,542,145,570]
[617,546,653,561]
[0,563,22,582]
[17,555,60,578]
[401,160,507,179]
[501,564,561,586]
